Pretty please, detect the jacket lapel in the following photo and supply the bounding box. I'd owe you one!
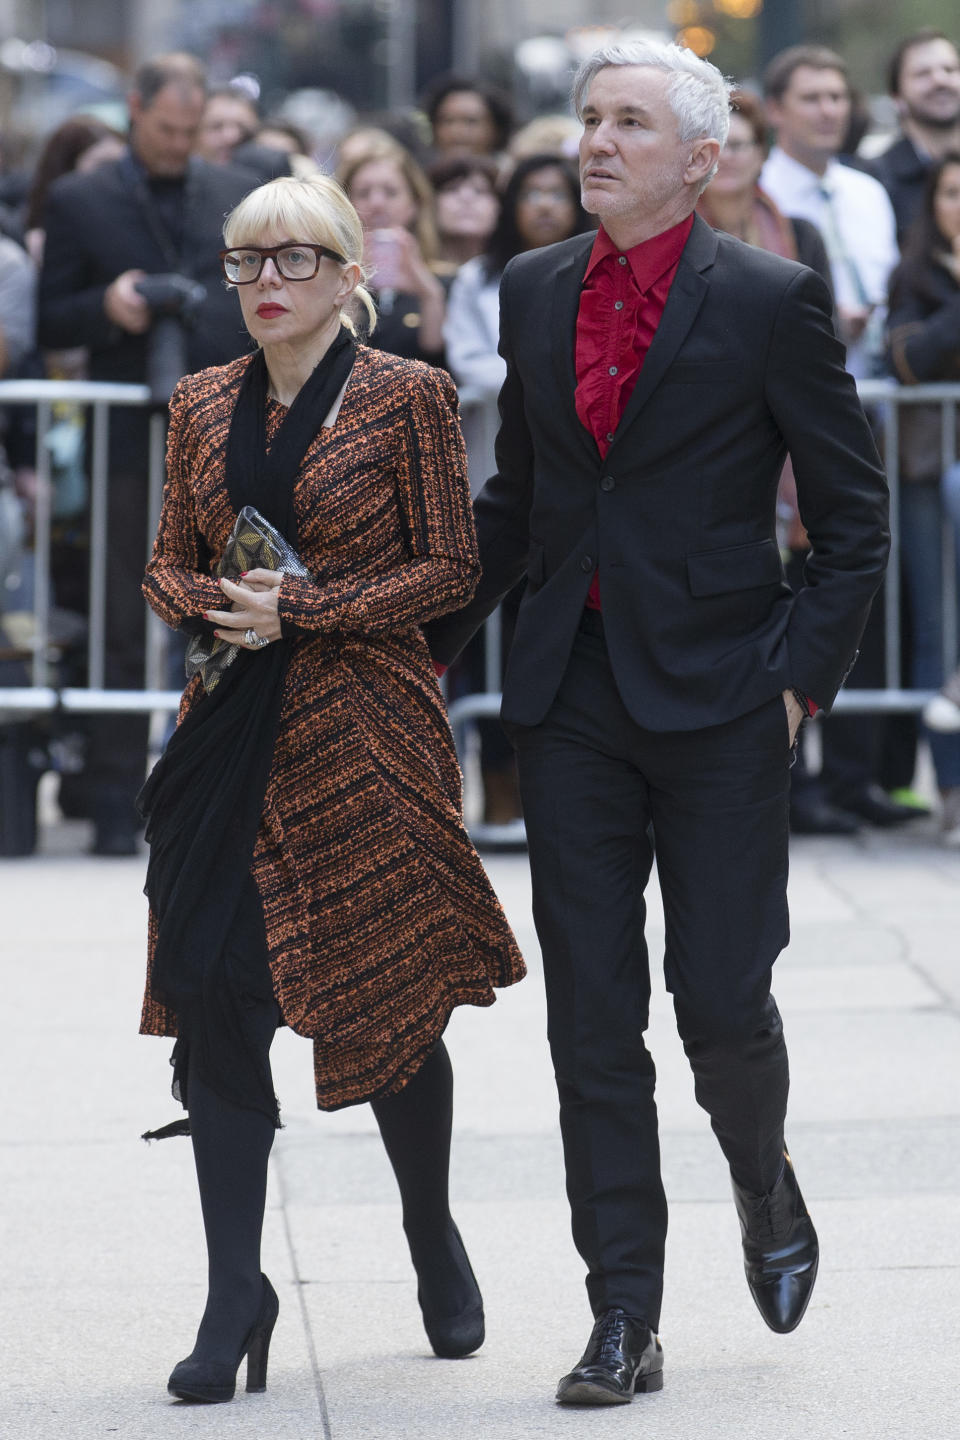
[549,235,600,464]
[608,214,718,453]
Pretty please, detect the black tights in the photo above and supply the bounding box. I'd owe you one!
[372,1043,478,1317]
[185,995,280,1366]
[186,1028,469,1359]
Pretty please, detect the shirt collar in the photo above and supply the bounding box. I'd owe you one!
[766,145,837,195]
[584,214,694,292]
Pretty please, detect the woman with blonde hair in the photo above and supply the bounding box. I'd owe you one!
[338,140,447,364]
[138,173,525,1403]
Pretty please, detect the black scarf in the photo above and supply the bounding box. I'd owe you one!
[139,330,355,1119]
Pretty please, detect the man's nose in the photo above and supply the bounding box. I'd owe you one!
[585,121,615,152]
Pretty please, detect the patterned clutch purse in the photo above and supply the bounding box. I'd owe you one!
[185,506,310,692]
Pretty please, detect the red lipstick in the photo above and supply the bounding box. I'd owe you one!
[256,303,287,318]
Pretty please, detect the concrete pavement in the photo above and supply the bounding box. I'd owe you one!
[3,806,959,1439]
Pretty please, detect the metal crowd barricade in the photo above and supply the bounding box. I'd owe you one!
[446,380,960,845]
[842,379,959,711]
[0,377,182,720]
[3,377,959,847]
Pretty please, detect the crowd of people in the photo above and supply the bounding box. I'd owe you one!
[1,29,960,854]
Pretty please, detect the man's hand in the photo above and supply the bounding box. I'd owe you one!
[782,688,806,745]
[104,270,151,334]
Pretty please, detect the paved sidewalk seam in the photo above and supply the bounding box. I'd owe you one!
[812,852,960,1014]
[275,1147,334,1439]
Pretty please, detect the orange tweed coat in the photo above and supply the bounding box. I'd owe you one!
[139,344,526,1108]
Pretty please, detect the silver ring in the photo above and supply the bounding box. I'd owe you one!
[243,627,269,648]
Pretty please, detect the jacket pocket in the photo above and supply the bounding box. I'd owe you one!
[686,538,784,597]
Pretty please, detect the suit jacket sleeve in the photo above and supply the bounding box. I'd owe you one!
[276,365,480,634]
[425,258,536,663]
[768,267,890,707]
[38,181,118,352]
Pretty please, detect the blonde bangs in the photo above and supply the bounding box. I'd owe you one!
[222,175,377,336]
[223,175,355,256]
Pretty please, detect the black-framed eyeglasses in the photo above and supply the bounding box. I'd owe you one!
[219,242,346,284]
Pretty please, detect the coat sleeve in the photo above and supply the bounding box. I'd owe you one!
[887,270,960,383]
[275,365,480,634]
[766,266,890,709]
[141,380,224,632]
[37,180,119,352]
[425,258,537,664]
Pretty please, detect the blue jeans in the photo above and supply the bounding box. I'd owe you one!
[899,477,960,788]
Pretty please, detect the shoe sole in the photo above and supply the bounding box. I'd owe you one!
[557,1370,664,1405]
[167,1383,236,1403]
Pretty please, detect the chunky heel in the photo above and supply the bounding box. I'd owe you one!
[245,1276,279,1392]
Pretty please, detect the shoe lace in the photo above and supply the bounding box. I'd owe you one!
[745,1179,800,1248]
[592,1309,642,1363]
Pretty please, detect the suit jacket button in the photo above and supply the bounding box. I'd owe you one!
[601,475,615,491]
[580,555,594,572]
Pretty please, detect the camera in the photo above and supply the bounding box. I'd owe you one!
[134,273,207,406]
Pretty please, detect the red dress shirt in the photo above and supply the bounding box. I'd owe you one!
[575,217,693,608]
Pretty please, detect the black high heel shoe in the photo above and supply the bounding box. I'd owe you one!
[415,1222,485,1359]
[167,1273,279,1403]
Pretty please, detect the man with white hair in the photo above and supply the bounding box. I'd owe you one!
[429,41,889,1405]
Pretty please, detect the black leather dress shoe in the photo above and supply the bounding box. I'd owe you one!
[789,798,861,835]
[838,783,924,827]
[556,1309,663,1406]
[732,1152,818,1334]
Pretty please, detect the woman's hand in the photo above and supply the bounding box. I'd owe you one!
[204,569,284,647]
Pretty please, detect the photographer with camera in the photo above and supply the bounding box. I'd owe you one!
[38,53,261,853]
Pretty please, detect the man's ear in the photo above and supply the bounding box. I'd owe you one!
[686,138,720,187]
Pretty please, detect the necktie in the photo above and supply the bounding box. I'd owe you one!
[817,182,870,307]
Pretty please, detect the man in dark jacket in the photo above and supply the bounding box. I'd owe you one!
[429,40,889,1405]
[870,28,960,243]
[39,53,259,853]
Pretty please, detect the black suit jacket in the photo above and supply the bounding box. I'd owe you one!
[37,152,259,383]
[428,216,889,731]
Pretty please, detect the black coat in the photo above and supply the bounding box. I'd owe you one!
[428,216,889,728]
[867,136,929,246]
[887,253,960,484]
[37,152,258,384]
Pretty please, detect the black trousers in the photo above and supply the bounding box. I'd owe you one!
[507,620,792,1330]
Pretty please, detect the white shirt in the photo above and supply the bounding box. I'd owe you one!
[760,146,898,376]
[442,256,504,395]
[442,257,504,495]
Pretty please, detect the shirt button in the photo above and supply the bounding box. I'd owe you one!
[580,554,594,572]
[608,365,618,376]
[606,432,615,443]
[601,475,615,492]
[618,255,627,266]
[614,300,624,311]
